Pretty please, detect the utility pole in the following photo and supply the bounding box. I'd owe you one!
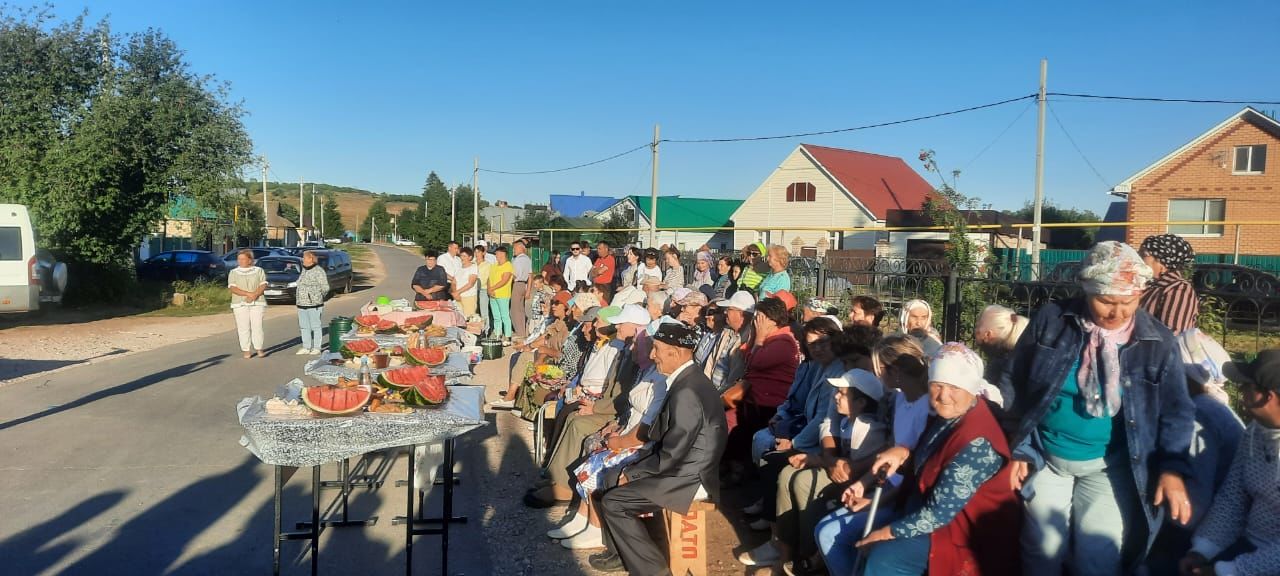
[371,216,376,244]
[473,157,479,246]
[298,177,305,246]
[649,124,660,247]
[450,180,457,241]
[311,184,317,240]
[320,192,325,237]
[393,216,398,242]
[261,158,270,244]
[1030,59,1048,279]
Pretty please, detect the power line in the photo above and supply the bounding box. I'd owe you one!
[963,99,1034,170]
[1047,102,1110,187]
[1047,92,1280,105]
[662,94,1037,143]
[478,143,651,175]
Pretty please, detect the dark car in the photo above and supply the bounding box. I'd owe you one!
[222,246,288,267]
[259,256,306,303]
[137,250,226,282]
[312,249,354,294]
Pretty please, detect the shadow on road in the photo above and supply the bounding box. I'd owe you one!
[0,490,127,574]
[0,353,228,432]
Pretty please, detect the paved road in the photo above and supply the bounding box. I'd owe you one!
[0,245,524,576]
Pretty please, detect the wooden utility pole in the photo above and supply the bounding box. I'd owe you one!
[450,180,457,241]
[473,157,480,246]
[298,178,305,245]
[310,184,316,240]
[1031,59,1048,279]
[261,158,269,243]
[649,124,660,247]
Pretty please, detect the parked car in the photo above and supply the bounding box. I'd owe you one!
[394,239,417,246]
[324,238,344,245]
[221,246,288,267]
[0,204,67,312]
[313,249,354,294]
[258,256,305,303]
[137,250,226,282]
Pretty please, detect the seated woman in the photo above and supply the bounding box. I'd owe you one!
[494,292,571,412]
[853,343,1020,576]
[815,335,932,576]
[547,334,668,549]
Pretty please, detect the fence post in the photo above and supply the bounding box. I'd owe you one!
[942,268,961,342]
[817,255,827,299]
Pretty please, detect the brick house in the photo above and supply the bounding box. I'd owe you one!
[1111,107,1280,255]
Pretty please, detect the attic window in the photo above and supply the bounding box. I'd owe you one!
[786,182,816,202]
[1233,145,1267,174]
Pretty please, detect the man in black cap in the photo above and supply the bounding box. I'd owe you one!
[1180,349,1280,576]
[591,321,728,574]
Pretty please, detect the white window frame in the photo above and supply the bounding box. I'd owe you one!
[1167,198,1225,237]
[755,230,771,246]
[1232,145,1267,174]
[827,230,843,250]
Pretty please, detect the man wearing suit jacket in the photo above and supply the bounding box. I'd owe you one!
[591,321,728,574]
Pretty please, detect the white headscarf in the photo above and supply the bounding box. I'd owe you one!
[929,342,1005,408]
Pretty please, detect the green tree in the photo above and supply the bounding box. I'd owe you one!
[277,201,299,227]
[321,193,345,237]
[360,198,392,242]
[0,7,252,301]
[515,210,555,232]
[919,150,984,271]
[600,212,634,247]
[1005,201,1103,249]
[231,195,265,245]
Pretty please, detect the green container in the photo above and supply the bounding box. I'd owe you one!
[329,316,353,352]
[480,337,504,360]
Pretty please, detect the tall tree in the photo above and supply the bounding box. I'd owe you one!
[360,198,391,242]
[600,212,635,247]
[321,193,345,237]
[0,7,252,299]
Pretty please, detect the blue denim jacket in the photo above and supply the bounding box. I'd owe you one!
[999,298,1194,552]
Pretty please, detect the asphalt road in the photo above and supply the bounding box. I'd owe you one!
[0,245,515,576]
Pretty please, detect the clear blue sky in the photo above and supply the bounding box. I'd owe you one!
[57,1,1280,214]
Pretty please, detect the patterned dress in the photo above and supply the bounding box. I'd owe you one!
[889,419,1004,539]
[572,365,667,499]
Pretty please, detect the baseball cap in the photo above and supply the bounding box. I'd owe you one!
[595,305,622,325]
[806,298,834,313]
[828,368,885,400]
[677,291,709,307]
[715,291,755,312]
[579,306,602,323]
[770,289,798,311]
[611,304,649,326]
[1225,349,1280,392]
[475,240,488,247]
[553,291,572,306]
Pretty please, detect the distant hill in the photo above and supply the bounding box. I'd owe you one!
[246,181,419,234]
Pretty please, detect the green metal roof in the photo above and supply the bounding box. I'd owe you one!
[166,195,219,220]
[625,195,741,229]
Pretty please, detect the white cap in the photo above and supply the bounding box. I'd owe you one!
[475,240,488,247]
[612,304,650,326]
[715,291,755,312]
[827,368,885,401]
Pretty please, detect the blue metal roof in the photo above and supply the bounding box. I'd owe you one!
[549,193,617,218]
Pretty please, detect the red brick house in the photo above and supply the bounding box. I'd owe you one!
[1111,107,1280,255]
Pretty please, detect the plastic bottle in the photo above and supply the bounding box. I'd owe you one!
[360,355,372,387]
[417,328,426,348]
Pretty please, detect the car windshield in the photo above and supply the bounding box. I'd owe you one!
[259,259,300,274]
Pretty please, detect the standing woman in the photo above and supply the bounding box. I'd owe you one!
[757,245,792,296]
[1139,233,1199,334]
[454,247,479,317]
[488,246,515,346]
[294,251,329,355]
[541,250,563,281]
[620,247,641,288]
[712,256,735,300]
[228,249,268,359]
[1001,241,1195,575]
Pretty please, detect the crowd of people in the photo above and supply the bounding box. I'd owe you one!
[403,234,1278,576]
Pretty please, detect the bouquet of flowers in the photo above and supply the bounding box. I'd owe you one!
[526,364,569,392]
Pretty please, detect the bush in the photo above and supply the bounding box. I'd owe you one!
[62,261,143,307]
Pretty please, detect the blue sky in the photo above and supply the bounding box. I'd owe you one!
[56,1,1280,214]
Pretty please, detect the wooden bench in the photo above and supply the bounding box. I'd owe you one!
[662,500,716,576]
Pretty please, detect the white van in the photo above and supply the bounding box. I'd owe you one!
[0,204,66,312]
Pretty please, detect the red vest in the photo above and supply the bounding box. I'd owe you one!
[916,400,1022,576]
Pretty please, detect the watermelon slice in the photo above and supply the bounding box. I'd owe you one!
[302,384,372,415]
[400,315,432,329]
[378,365,432,388]
[414,300,452,312]
[340,339,380,359]
[354,314,381,328]
[404,347,448,366]
[375,319,400,333]
[377,367,447,405]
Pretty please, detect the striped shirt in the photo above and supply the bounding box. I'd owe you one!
[1141,271,1199,333]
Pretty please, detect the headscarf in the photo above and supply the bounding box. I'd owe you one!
[929,342,1005,407]
[1077,241,1153,296]
[1140,234,1196,270]
[899,299,936,335]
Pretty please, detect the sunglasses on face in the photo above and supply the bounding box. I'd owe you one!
[571,248,580,252]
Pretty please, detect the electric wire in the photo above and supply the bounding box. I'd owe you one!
[963,99,1034,170]
[1047,92,1280,105]
[1047,102,1111,187]
[478,143,651,175]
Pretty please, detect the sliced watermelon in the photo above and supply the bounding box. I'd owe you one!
[302,385,372,415]
[340,339,380,359]
[403,376,448,406]
[404,347,448,366]
[414,300,452,312]
[378,365,432,388]
[354,314,381,328]
[375,319,400,333]
[400,315,432,329]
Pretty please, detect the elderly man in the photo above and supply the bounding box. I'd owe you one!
[591,321,728,574]
[511,240,532,338]
[973,304,1028,385]
[707,291,755,393]
[525,304,650,508]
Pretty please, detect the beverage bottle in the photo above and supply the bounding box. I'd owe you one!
[360,355,372,387]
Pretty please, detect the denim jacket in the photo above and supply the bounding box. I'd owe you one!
[999,298,1194,553]
[772,360,841,454]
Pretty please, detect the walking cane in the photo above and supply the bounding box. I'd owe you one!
[853,465,891,576]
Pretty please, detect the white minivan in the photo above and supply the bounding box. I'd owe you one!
[0,204,66,312]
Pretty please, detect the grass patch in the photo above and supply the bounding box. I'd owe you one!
[141,279,232,317]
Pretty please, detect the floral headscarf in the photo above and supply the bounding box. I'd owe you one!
[1140,234,1196,270]
[1077,241,1153,296]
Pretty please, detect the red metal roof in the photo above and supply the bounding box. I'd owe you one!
[801,144,938,220]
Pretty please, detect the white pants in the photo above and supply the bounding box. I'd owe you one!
[233,305,266,352]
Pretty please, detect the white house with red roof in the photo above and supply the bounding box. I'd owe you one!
[730,144,938,254]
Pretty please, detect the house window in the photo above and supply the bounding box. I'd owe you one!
[1168,199,1225,236]
[827,231,842,250]
[755,231,771,246]
[786,182,816,202]
[1233,145,1267,174]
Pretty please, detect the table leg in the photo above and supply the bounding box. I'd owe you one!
[311,465,320,576]
[406,443,415,576]
[273,465,282,576]
[441,438,454,576]
[299,458,379,529]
